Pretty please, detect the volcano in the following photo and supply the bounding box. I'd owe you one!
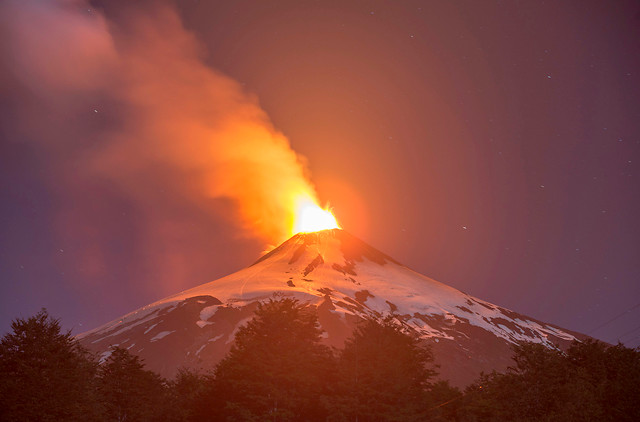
[78,229,586,386]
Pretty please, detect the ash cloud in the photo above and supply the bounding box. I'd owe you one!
[1,1,317,294]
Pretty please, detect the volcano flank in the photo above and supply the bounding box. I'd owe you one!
[78,229,587,386]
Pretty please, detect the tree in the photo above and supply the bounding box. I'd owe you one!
[333,316,437,422]
[209,298,336,421]
[461,343,590,422]
[565,339,640,421]
[0,309,101,422]
[97,346,167,422]
[425,380,464,422]
[461,339,640,422]
[165,368,211,422]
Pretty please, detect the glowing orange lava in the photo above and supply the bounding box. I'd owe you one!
[292,196,340,235]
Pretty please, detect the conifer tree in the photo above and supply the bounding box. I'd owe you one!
[97,346,167,422]
[334,316,437,422]
[425,380,463,422]
[165,368,211,422]
[461,339,640,422]
[210,298,335,421]
[0,309,101,422]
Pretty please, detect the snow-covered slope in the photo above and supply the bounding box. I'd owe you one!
[78,229,585,386]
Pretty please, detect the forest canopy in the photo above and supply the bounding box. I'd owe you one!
[1,304,638,421]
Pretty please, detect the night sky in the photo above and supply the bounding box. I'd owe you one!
[1,0,639,347]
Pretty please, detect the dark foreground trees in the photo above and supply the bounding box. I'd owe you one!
[334,316,439,421]
[3,305,639,422]
[0,309,101,422]
[0,305,455,421]
[200,300,444,421]
[462,340,640,422]
[166,368,211,422]
[0,310,170,422]
[98,347,167,421]
[207,298,335,421]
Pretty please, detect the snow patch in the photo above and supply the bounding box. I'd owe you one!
[210,334,224,342]
[200,305,219,321]
[99,350,113,364]
[195,334,225,356]
[195,305,220,328]
[226,317,253,344]
[144,323,158,335]
[78,303,178,340]
[150,330,175,342]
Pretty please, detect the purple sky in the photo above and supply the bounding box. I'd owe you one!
[1,0,639,347]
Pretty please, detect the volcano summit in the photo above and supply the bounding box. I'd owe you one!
[79,229,585,386]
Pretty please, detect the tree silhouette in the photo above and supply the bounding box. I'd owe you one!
[462,339,640,422]
[97,346,167,422]
[210,298,335,421]
[165,368,211,422]
[334,316,437,421]
[425,380,463,422]
[0,309,101,422]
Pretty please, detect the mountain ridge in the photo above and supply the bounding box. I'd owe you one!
[78,228,588,386]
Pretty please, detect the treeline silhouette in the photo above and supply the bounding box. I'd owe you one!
[1,299,638,421]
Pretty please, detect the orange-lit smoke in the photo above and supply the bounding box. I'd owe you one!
[1,0,324,245]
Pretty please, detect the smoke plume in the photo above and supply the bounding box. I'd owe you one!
[1,0,319,294]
